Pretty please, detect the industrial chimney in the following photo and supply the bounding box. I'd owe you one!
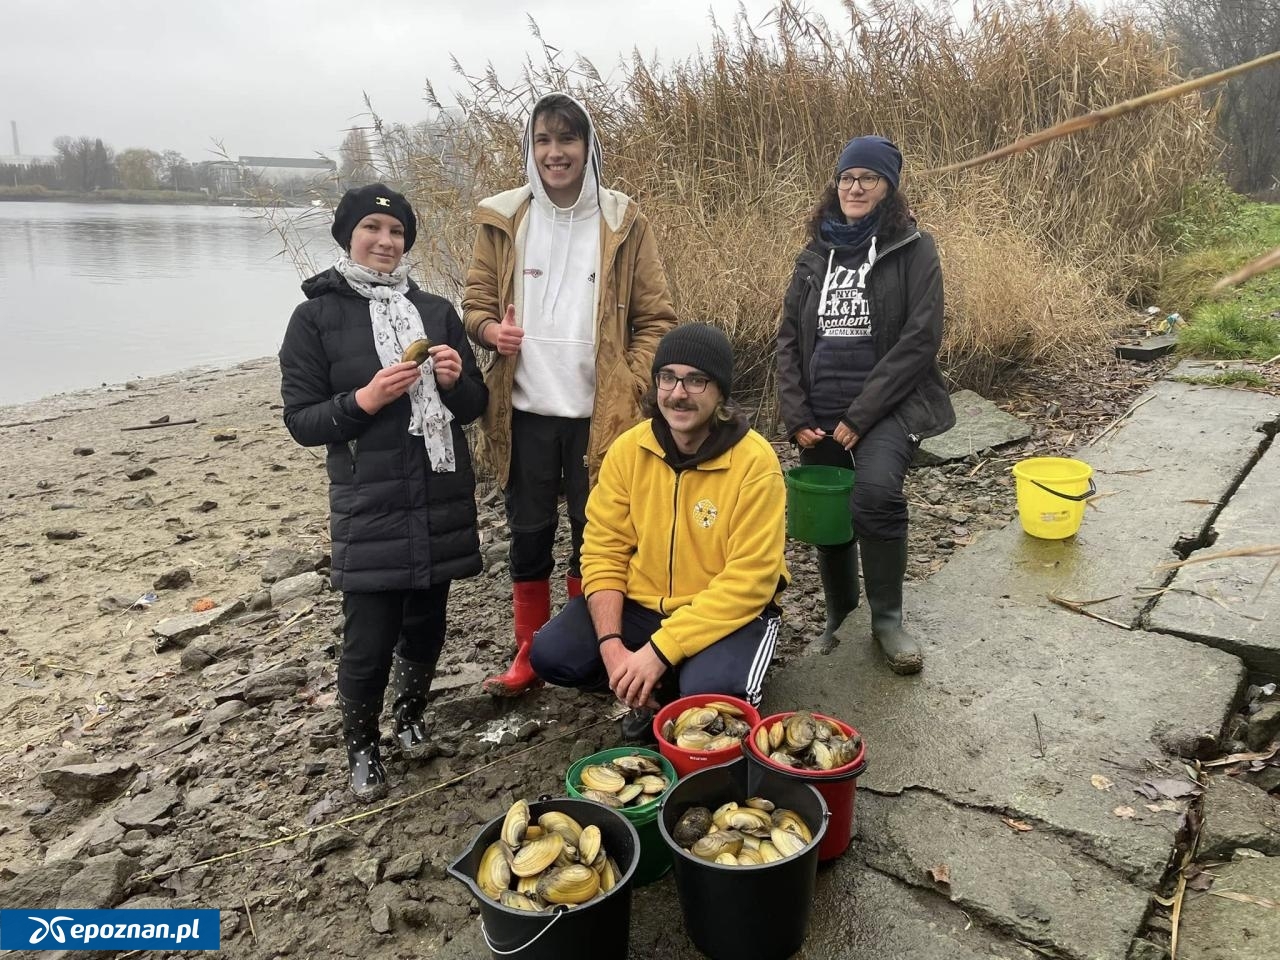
[10,121,19,156]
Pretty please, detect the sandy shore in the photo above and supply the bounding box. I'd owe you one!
[0,360,332,821]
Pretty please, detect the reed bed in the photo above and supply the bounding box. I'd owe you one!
[364,0,1218,415]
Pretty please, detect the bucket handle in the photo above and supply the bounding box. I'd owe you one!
[1026,476,1097,503]
[480,905,567,956]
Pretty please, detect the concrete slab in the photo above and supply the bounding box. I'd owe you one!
[439,858,1038,960]
[764,586,1245,887]
[928,381,1278,627]
[1169,359,1262,382]
[1198,775,1280,860]
[1147,441,1280,678]
[1178,858,1280,960]
[855,790,1150,960]
[915,390,1033,466]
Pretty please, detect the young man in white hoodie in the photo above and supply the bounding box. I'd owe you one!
[463,93,677,698]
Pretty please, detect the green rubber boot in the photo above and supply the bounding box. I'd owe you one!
[859,537,923,675]
[810,539,860,655]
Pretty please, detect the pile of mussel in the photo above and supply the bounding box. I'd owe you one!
[476,800,622,911]
[672,797,814,866]
[660,701,752,752]
[753,711,861,772]
[575,752,671,809]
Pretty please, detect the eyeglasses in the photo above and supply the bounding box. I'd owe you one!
[837,173,883,192]
[656,370,712,394]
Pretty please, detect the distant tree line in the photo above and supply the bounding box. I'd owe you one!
[1,136,220,194]
[1152,0,1280,195]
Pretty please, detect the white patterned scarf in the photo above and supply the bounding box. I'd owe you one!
[335,256,456,473]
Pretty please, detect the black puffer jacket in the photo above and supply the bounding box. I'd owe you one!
[279,268,488,592]
[776,223,955,443]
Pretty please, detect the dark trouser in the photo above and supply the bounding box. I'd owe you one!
[529,596,782,706]
[800,417,916,541]
[506,410,591,581]
[339,584,450,702]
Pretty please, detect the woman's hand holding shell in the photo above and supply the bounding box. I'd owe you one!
[428,344,462,389]
[355,362,421,415]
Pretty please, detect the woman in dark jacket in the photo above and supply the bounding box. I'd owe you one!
[279,183,487,801]
[776,137,954,674]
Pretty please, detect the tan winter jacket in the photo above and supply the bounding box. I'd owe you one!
[463,185,677,487]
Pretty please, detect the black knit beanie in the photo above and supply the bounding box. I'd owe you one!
[331,183,417,252]
[652,323,734,397]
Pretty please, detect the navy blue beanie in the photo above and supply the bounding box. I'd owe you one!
[834,136,902,190]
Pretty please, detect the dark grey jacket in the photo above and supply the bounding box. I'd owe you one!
[279,269,487,592]
[776,225,955,442]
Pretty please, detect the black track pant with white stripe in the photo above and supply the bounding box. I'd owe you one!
[529,595,781,706]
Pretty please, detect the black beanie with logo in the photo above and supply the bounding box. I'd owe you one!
[331,183,417,252]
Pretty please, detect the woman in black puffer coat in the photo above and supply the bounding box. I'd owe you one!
[279,183,487,801]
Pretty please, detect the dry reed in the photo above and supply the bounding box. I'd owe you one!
[356,1,1219,419]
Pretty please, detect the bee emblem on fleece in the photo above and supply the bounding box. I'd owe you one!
[375,196,391,207]
[692,498,718,529]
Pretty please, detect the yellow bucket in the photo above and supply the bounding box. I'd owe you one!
[1011,457,1095,539]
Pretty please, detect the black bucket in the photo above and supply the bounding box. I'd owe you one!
[658,757,829,960]
[447,798,641,960]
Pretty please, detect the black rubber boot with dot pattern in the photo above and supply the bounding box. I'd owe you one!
[390,653,434,761]
[339,692,388,803]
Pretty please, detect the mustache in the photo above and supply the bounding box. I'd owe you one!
[662,399,699,411]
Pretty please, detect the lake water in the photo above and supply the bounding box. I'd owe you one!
[0,201,340,406]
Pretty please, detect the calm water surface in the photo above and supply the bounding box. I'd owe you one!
[0,201,337,406]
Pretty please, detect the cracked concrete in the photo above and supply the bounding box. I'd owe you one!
[767,592,1243,887]
[927,381,1279,629]
[855,790,1151,960]
[1147,437,1280,678]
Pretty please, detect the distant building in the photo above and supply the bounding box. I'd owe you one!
[0,153,56,168]
[239,156,336,195]
[191,156,337,198]
[194,160,241,194]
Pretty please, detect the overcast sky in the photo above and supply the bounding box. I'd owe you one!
[2,0,861,162]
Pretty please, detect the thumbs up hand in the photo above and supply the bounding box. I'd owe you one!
[486,304,524,356]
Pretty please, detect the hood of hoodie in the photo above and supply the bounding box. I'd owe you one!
[523,91,603,217]
[650,407,751,471]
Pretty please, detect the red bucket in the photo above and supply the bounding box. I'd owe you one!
[652,694,761,779]
[744,711,867,861]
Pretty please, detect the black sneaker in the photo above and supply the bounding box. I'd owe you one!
[620,708,657,744]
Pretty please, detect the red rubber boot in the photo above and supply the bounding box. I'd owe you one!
[482,579,550,697]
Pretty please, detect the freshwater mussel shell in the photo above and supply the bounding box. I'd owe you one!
[537,863,600,905]
[400,338,433,364]
[673,805,713,847]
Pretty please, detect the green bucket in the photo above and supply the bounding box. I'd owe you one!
[784,465,855,545]
[566,746,676,886]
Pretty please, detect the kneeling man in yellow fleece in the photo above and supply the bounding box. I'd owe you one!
[530,323,789,740]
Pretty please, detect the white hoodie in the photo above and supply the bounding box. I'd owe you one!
[511,93,602,419]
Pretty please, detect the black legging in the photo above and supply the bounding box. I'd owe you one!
[338,584,450,702]
[799,417,915,541]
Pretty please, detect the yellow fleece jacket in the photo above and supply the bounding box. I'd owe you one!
[581,419,790,666]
